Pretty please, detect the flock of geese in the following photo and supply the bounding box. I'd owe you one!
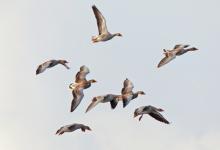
[36,5,198,135]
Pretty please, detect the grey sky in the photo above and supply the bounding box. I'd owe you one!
[0,0,220,150]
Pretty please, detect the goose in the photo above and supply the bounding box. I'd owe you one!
[134,105,170,124]
[36,59,70,75]
[56,123,91,135]
[69,65,97,112]
[91,5,122,43]
[86,94,123,113]
[120,78,145,108]
[157,44,198,68]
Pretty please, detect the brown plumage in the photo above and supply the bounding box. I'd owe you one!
[75,65,90,83]
[157,44,198,68]
[86,94,123,113]
[120,78,145,108]
[69,66,97,112]
[92,5,122,43]
[36,59,69,75]
[55,123,91,135]
[134,105,170,124]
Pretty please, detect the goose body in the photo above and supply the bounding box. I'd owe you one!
[36,59,69,75]
[134,105,170,124]
[92,5,122,43]
[86,94,122,113]
[69,66,97,112]
[120,78,145,108]
[157,44,198,68]
[56,123,91,135]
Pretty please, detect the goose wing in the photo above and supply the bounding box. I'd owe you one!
[107,94,121,109]
[70,87,84,112]
[56,124,70,135]
[92,5,108,35]
[110,98,119,109]
[68,124,79,131]
[149,111,170,124]
[173,44,183,49]
[157,54,176,68]
[75,66,90,83]
[55,127,63,134]
[86,96,105,113]
[173,44,189,49]
[36,60,54,75]
[122,94,133,108]
[86,94,120,112]
[75,71,88,83]
[121,79,134,95]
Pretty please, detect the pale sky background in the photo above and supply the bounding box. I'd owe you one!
[0,0,220,150]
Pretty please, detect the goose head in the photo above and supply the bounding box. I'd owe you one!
[89,79,97,83]
[59,60,68,63]
[137,91,145,95]
[134,108,142,118]
[59,60,70,69]
[113,33,123,37]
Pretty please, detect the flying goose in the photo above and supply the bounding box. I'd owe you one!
[69,65,97,112]
[36,59,70,75]
[86,94,123,113]
[56,123,91,135]
[92,5,122,43]
[134,105,170,124]
[120,78,145,108]
[157,44,198,68]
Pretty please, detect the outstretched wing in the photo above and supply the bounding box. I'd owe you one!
[55,127,62,134]
[121,79,134,95]
[86,96,104,113]
[92,5,108,35]
[173,44,182,49]
[110,99,118,109]
[36,61,53,75]
[86,94,121,112]
[70,88,84,112]
[157,55,176,68]
[75,66,90,83]
[149,111,170,124]
[173,44,189,49]
[122,94,133,108]
[75,71,87,83]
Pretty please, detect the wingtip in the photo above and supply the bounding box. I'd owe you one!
[85,104,92,113]
[88,127,92,131]
[157,64,161,68]
[193,47,199,51]
[85,109,89,113]
[166,121,170,124]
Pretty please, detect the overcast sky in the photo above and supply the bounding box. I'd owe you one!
[0,0,220,150]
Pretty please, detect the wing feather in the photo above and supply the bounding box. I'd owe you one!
[70,88,84,112]
[149,111,170,124]
[86,96,104,113]
[121,79,134,95]
[157,55,176,68]
[92,5,108,35]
